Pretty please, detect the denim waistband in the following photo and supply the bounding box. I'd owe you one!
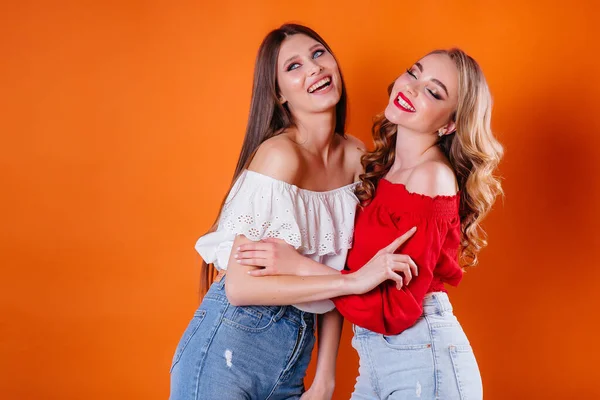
[206,278,316,328]
[421,291,453,316]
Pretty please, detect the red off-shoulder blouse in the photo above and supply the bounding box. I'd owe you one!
[333,179,463,335]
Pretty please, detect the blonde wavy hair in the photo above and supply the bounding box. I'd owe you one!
[356,48,504,267]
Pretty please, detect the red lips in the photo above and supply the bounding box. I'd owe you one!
[393,92,416,113]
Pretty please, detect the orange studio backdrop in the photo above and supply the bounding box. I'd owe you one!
[2,1,599,399]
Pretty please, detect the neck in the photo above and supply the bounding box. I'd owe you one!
[389,126,439,172]
[291,109,338,162]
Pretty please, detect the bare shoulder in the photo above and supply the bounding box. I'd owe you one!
[341,133,367,177]
[247,134,301,183]
[342,133,367,154]
[405,160,458,197]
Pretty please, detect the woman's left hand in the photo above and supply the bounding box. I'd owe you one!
[234,238,303,276]
[299,382,335,400]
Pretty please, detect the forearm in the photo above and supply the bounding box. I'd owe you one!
[313,309,343,388]
[226,268,352,306]
[226,236,355,306]
[296,257,341,276]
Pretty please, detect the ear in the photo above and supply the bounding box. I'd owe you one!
[279,94,287,105]
[441,121,456,136]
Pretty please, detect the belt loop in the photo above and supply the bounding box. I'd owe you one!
[441,292,452,314]
[430,292,442,315]
[272,305,287,323]
[433,292,450,314]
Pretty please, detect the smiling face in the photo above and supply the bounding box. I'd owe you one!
[276,34,343,116]
[384,52,459,135]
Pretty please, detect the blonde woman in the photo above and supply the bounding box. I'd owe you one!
[236,48,503,399]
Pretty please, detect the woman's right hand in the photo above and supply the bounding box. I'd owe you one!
[234,238,305,276]
[347,227,419,294]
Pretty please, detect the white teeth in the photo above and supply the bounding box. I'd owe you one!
[308,77,331,93]
[397,95,415,111]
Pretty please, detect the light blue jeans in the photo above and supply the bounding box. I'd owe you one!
[169,279,316,400]
[350,292,482,400]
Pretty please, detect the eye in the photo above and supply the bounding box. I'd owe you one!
[406,68,417,79]
[313,49,325,59]
[287,62,301,71]
[427,89,442,100]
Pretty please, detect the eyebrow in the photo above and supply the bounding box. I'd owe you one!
[414,62,449,97]
[432,79,449,97]
[283,43,325,67]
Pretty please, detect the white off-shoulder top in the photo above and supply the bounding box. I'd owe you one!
[195,170,359,313]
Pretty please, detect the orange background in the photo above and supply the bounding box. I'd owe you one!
[2,1,599,399]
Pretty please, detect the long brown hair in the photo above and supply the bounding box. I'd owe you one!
[356,49,503,267]
[199,24,348,293]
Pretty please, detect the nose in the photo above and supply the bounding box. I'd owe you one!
[307,58,323,76]
[404,82,418,97]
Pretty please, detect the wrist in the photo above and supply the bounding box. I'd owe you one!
[311,375,335,392]
[340,273,357,295]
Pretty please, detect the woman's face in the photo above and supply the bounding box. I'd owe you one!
[276,34,342,116]
[385,53,459,135]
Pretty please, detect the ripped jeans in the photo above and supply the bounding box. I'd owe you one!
[350,292,483,400]
[169,279,316,400]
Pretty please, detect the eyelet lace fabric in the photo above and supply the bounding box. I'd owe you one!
[194,170,359,314]
[196,170,358,268]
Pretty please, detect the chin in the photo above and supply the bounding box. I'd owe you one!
[384,104,402,124]
[313,97,341,112]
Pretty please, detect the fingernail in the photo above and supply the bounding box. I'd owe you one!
[411,226,417,231]
[236,247,240,251]
[234,254,238,259]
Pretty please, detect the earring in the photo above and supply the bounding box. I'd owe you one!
[438,130,444,137]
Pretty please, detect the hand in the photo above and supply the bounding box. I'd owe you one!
[234,238,303,276]
[348,227,419,294]
[300,382,335,400]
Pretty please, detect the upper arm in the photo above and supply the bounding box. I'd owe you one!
[247,136,301,184]
[405,161,458,198]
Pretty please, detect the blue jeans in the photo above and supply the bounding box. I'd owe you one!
[169,279,316,400]
[351,292,482,400]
